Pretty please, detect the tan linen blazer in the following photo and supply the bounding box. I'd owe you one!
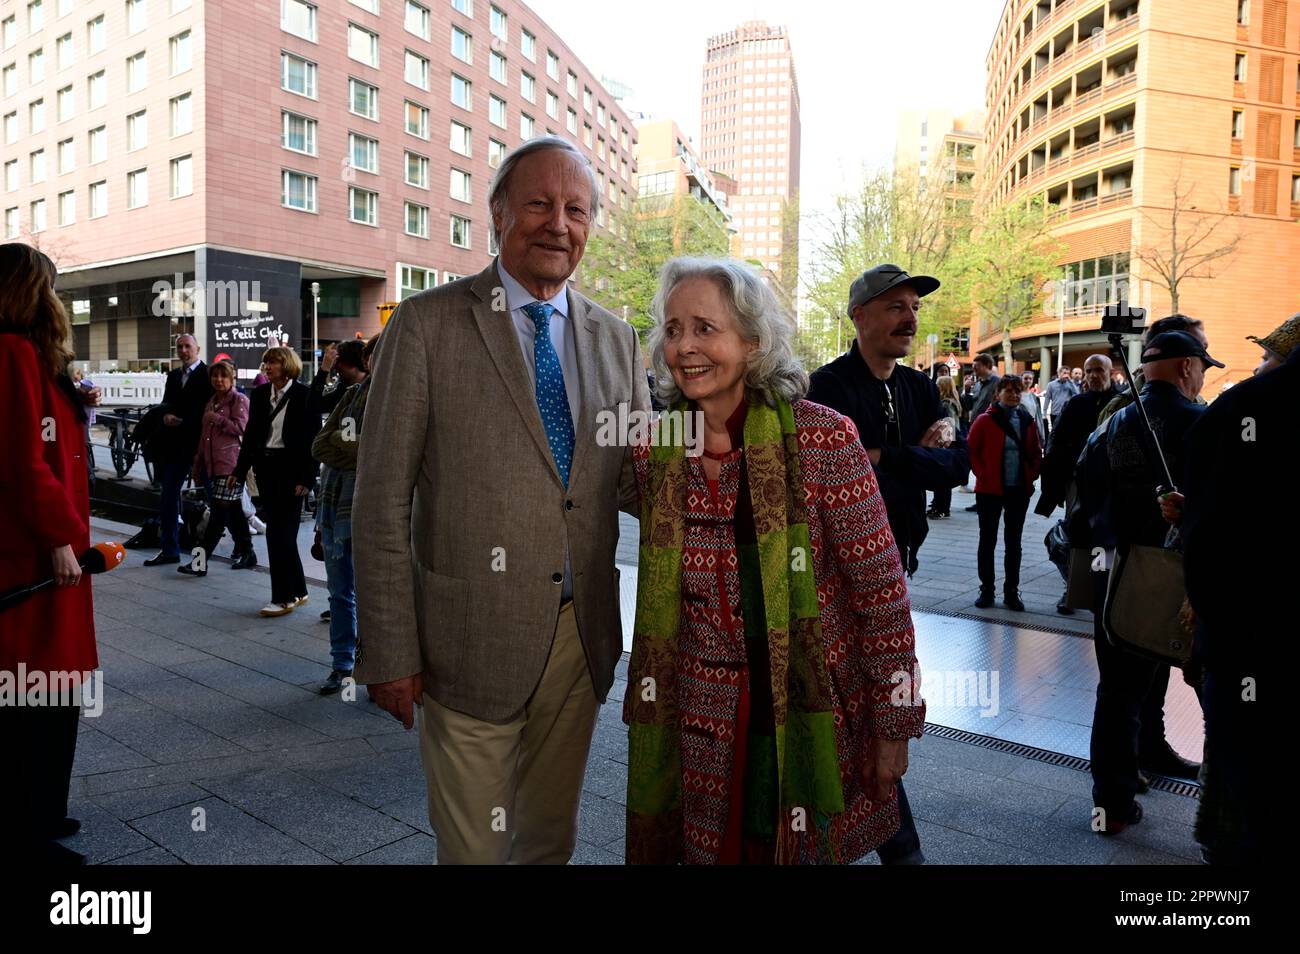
[352,261,650,721]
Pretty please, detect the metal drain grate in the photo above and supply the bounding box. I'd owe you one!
[919,607,1094,640]
[923,723,1201,799]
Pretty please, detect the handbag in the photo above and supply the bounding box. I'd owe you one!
[1044,519,1071,582]
[1103,543,1193,666]
[210,475,244,504]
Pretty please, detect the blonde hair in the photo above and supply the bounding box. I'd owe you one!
[937,375,959,403]
[209,360,236,380]
[261,345,302,380]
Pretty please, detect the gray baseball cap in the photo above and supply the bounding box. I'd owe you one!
[847,263,941,317]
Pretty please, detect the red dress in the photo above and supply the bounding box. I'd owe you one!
[0,334,97,675]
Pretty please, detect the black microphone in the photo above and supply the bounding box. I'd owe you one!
[0,542,126,614]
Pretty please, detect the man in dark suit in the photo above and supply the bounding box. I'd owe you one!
[145,333,212,565]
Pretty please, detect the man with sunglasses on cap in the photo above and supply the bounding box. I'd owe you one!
[808,263,970,866]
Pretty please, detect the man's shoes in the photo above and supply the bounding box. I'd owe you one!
[320,610,331,623]
[292,594,309,609]
[974,589,995,609]
[259,601,296,617]
[319,669,352,695]
[1003,592,1025,612]
[143,553,179,567]
[177,561,207,577]
[230,551,257,570]
[1140,741,1201,781]
[1096,800,1143,836]
[964,503,979,512]
[45,817,82,839]
[1056,596,1075,615]
[926,509,950,519]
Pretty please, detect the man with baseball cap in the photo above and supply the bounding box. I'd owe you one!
[807,263,970,866]
[1073,327,1221,833]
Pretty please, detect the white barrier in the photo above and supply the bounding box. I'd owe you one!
[86,371,168,408]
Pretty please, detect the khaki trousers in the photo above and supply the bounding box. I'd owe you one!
[417,602,599,864]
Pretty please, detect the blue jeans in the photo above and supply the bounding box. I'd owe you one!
[321,524,356,673]
[157,459,190,557]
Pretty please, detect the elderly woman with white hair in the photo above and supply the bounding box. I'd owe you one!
[623,257,925,865]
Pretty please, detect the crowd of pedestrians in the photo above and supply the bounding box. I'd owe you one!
[3,133,1285,868]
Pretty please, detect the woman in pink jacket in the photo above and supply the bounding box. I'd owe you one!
[180,360,253,576]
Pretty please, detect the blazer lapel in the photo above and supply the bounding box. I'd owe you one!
[566,290,602,488]
[468,263,561,484]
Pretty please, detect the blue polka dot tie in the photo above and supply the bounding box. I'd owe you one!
[523,301,575,487]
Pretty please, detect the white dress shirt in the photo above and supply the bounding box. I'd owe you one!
[497,262,582,426]
[266,382,289,449]
[180,359,201,388]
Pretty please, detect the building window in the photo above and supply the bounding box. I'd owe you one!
[1,17,13,52]
[30,197,46,232]
[1237,0,1249,25]
[450,119,471,156]
[282,169,316,211]
[56,33,72,71]
[546,50,559,81]
[405,99,429,138]
[56,85,73,122]
[489,5,506,41]
[405,1,430,40]
[450,213,471,247]
[57,137,73,173]
[487,230,499,255]
[519,112,534,139]
[597,102,606,127]
[349,0,379,12]
[126,0,146,36]
[30,47,44,83]
[349,132,378,173]
[451,0,472,15]
[487,137,506,169]
[30,148,45,183]
[450,167,470,202]
[126,168,148,209]
[451,73,471,110]
[281,0,317,42]
[546,91,558,119]
[1293,174,1300,204]
[88,180,106,218]
[520,70,535,102]
[583,123,592,147]
[127,51,147,93]
[3,160,15,192]
[1232,109,1244,139]
[399,263,435,298]
[58,189,75,226]
[87,15,104,54]
[282,111,316,155]
[1229,166,1242,195]
[489,93,506,127]
[405,201,429,238]
[566,107,577,134]
[88,124,105,163]
[350,78,378,120]
[4,207,17,239]
[349,25,379,67]
[127,110,147,150]
[566,70,576,97]
[170,93,191,135]
[2,112,15,145]
[452,26,472,64]
[170,154,192,197]
[170,31,191,75]
[2,66,14,99]
[281,52,317,98]
[583,87,592,112]
[521,28,535,61]
[350,186,378,225]
[405,151,429,188]
[490,50,506,84]
[1235,53,1247,83]
[87,71,106,110]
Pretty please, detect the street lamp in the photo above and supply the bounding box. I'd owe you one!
[310,281,320,378]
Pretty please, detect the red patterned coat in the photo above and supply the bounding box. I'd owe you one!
[630,398,926,863]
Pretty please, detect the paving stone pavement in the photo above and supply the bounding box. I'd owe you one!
[65,516,1199,865]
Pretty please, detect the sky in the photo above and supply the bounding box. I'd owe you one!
[529,0,1009,240]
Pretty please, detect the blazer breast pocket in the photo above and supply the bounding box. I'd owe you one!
[415,566,470,688]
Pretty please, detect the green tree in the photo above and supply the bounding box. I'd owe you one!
[946,194,1064,372]
[582,194,732,340]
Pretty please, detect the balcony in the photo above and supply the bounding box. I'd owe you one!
[1049,187,1133,222]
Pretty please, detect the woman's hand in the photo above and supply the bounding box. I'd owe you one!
[294,484,309,497]
[52,545,82,587]
[861,737,909,803]
[1158,490,1184,525]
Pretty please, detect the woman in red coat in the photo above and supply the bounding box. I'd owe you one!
[0,242,97,865]
[967,374,1044,611]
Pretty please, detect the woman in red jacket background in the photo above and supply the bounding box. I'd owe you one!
[0,242,98,865]
[967,374,1043,612]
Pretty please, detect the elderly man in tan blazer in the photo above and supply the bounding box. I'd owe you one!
[352,136,649,864]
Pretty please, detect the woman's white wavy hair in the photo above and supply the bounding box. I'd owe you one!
[648,257,808,408]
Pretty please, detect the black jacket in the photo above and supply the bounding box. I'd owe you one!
[963,373,1000,421]
[808,342,971,575]
[1035,385,1118,516]
[153,362,214,464]
[1183,349,1299,670]
[1075,379,1206,554]
[309,369,348,418]
[234,380,321,488]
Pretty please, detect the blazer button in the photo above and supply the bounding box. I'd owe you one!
[551,572,563,584]
[564,499,574,511]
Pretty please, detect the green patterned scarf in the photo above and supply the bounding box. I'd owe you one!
[625,394,846,864]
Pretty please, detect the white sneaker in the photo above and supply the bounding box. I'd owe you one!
[292,594,309,609]
[248,516,266,534]
[259,601,295,617]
